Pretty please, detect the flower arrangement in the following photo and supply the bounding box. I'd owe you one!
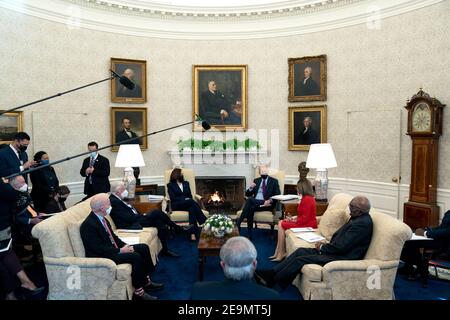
[203,214,234,238]
[177,137,261,152]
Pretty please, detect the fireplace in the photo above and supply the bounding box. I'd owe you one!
[195,176,246,215]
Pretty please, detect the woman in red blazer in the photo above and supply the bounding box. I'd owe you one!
[269,179,317,261]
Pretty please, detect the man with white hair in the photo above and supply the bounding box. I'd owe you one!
[191,236,280,300]
[236,165,281,240]
[80,193,164,300]
[109,181,191,257]
[116,68,142,98]
[294,66,320,96]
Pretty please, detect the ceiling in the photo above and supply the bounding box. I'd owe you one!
[0,0,443,39]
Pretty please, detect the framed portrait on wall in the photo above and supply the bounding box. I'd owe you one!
[288,55,327,102]
[111,58,147,103]
[288,105,327,151]
[111,107,148,151]
[0,111,23,145]
[193,65,247,131]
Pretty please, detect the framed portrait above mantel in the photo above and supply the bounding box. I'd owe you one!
[288,55,327,102]
[288,105,327,151]
[0,111,23,145]
[111,107,148,152]
[193,65,247,132]
[111,58,147,103]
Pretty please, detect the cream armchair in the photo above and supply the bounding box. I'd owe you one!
[31,198,162,300]
[164,168,209,223]
[285,193,412,300]
[236,168,285,235]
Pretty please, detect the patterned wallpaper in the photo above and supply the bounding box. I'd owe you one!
[0,1,449,189]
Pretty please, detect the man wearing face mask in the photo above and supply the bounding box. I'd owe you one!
[9,175,44,237]
[109,181,189,257]
[80,141,110,200]
[80,193,163,300]
[236,165,281,240]
[254,196,373,290]
[0,132,36,184]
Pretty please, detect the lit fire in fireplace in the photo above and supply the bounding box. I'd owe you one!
[208,191,225,205]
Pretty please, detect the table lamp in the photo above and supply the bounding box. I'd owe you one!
[115,144,145,199]
[306,143,337,202]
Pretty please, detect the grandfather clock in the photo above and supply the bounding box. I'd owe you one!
[403,89,445,229]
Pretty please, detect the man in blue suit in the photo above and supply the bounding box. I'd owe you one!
[191,236,280,300]
[0,132,36,183]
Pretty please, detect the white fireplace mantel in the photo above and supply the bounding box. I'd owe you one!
[167,149,270,188]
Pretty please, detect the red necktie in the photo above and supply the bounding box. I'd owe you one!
[262,178,267,199]
[102,218,118,248]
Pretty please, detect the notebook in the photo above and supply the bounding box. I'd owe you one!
[296,233,326,243]
[290,227,315,233]
[271,195,302,201]
[119,237,140,245]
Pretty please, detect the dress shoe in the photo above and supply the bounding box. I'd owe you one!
[161,250,180,258]
[254,269,276,288]
[145,281,164,291]
[270,254,286,262]
[134,292,158,300]
[21,285,46,296]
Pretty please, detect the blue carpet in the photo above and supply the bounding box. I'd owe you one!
[13,227,449,300]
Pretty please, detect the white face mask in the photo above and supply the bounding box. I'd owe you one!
[106,206,112,215]
[90,152,97,158]
[120,190,129,199]
[19,184,28,192]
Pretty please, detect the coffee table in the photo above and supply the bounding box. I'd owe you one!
[197,227,240,281]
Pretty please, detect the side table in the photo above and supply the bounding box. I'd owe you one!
[128,195,163,214]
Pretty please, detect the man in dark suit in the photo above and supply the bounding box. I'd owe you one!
[294,116,320,145]
[79,141,110,200]
[80,193,163,300]
[200,80,241,126]
[399,210,450,279]
[236,165,281,240]
[0,132,36,184]
[255,196,373,290]
[294,66,320,96]
[116,68,142,98]
[115,117,142,146]
[191,236,280,300]
[109,181,190,257]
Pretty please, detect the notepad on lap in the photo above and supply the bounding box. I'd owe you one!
[116,229,143,233]
[119,237,140,245]
[296,233,326,243]
[290,227,315,233]
[271,195,301,201]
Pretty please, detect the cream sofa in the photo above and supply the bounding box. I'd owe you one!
[31,198,162,300]
[285,193,412,300]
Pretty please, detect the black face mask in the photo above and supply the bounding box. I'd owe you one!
[18,144,28,152]
[260,174,268,180]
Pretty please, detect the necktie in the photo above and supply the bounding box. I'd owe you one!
[102,218,118,248]
[262,178,267,199]
[88,157,95,184]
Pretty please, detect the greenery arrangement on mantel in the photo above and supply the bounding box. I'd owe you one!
[176,138,261,152]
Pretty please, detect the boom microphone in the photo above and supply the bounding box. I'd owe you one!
[110,69,135,90]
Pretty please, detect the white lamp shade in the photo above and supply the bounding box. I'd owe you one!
[306,143,337,169]
[115,144,145,168]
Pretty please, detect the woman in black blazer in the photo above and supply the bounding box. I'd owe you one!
[167,168,206,241]
[30,151,59,212]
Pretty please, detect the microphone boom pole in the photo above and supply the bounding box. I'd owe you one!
[4,117,210,180]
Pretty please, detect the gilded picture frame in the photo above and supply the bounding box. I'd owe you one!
[288,55,327,102]
[111,107,148,152]
[288,105,327,151]
[193,65,248,131]
[0,111,23,145]
[111,58,147,104]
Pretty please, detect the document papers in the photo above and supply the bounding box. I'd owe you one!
[271,195,301,201]
[148,195,164,202]
[296,233,326,243]
[290,227,315,233]
[410,234,433,241]
[119,236,140,245]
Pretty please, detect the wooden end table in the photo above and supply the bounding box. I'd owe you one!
[128,195,163,214]
[197,228,240,281]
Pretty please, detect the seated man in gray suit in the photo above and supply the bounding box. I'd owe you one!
[191,236,280,300]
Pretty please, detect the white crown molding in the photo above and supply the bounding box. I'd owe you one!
[0,0,443,39]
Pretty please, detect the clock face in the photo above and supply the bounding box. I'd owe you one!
[412,102,431,132]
